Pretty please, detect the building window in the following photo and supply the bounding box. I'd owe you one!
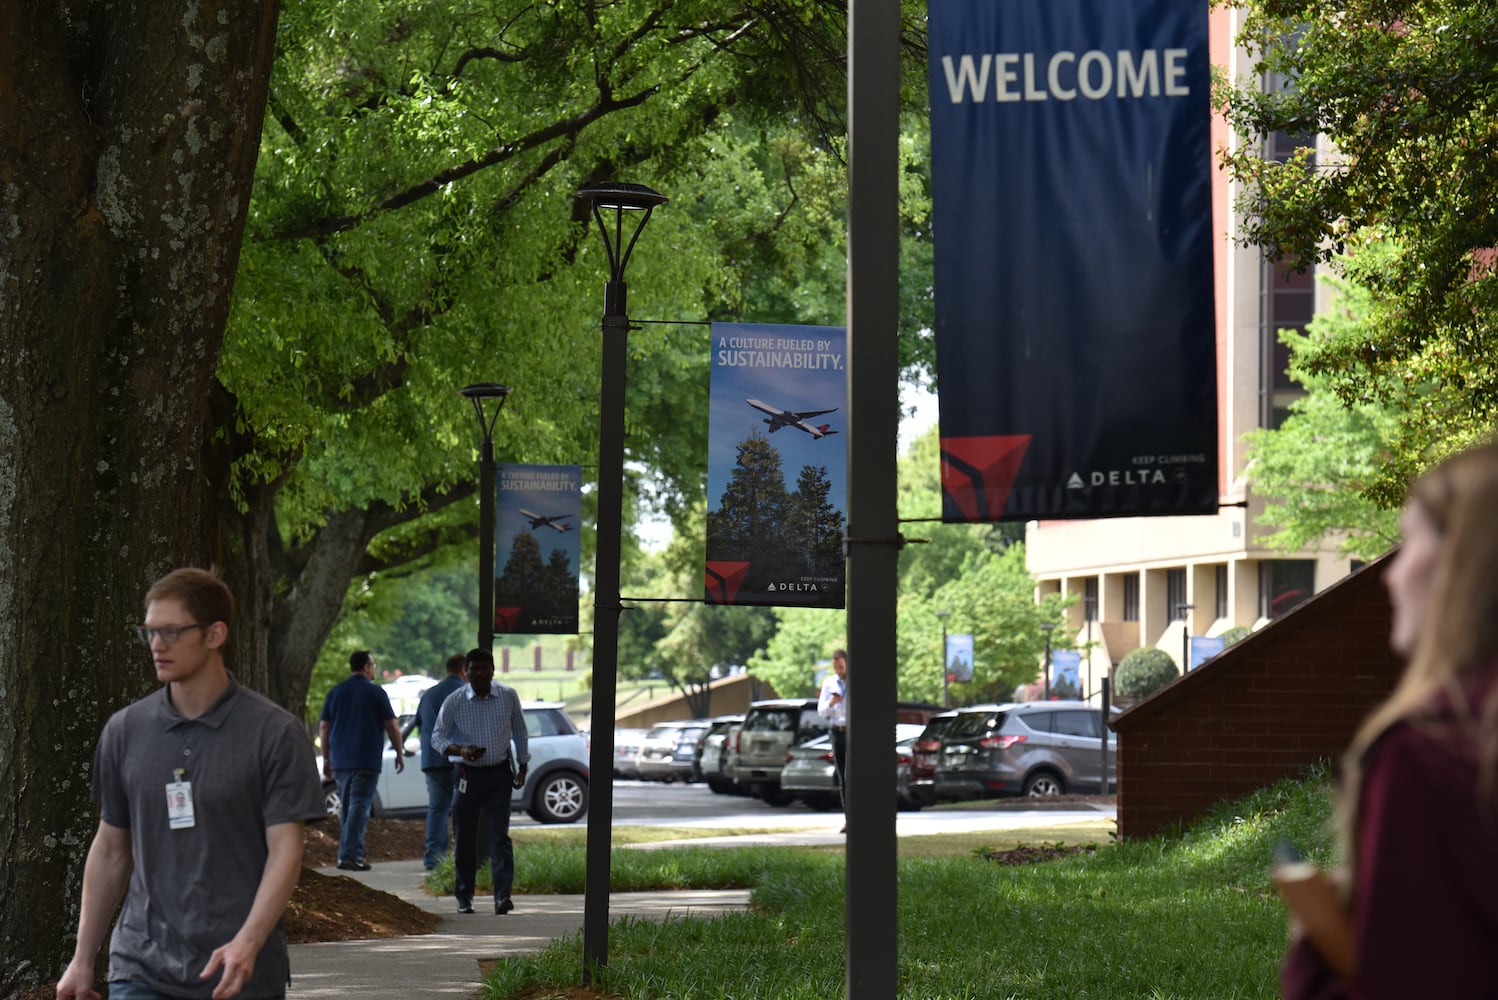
[1084,577,1099,622]
[1122,575,1139,622]
[1260,59,1317,431]
[1165,568,1187,620]
[1214,564,1229,620]
[1260,560,1315,619]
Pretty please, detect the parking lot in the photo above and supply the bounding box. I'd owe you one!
[573,777,1115,837]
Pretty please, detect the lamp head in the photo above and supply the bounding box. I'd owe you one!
[460,383,512,402]
[460,383,512,450]
[575,182,668,212]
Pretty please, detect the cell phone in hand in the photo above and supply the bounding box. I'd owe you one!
[1272,838,1316,880]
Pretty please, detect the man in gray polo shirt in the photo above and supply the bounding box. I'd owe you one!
[57,568,325,1000]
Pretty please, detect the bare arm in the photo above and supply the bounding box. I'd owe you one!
[318,721,332,778]
[56,821,133,1000]
[384,717,405,773]
[199,821,304,999]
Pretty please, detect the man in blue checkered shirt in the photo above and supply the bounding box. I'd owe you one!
[431,648,529,915]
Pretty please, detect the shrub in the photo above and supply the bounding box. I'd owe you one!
[1115,646,1180,699]
[1220,625,1252,647]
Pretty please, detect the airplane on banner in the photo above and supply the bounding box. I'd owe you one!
[518,509,574,533]
[745,398,839,439]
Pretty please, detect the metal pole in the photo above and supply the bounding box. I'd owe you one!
[941,619,949,709]
[845,0,900,991]
[1100,677,1111,794]
[478,440,495,652]
[1178,602,1194,672]
[1042,626,1054,700]
[582,280,628,981]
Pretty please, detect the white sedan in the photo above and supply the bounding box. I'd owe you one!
[320,702,590,824]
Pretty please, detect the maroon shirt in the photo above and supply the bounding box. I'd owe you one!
[1282,687,1498,998]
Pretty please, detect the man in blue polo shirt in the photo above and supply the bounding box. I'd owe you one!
[319,651,404,871]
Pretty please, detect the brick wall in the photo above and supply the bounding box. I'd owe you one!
[1110,553,1404,839]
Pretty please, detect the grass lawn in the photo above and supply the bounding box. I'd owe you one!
[471,765,1336,999]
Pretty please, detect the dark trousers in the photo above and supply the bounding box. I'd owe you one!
[830,727,848,812]
[452,763,515,903]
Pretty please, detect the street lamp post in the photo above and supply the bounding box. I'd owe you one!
[1084,595,1097,697]
[1177,602,1195,672]
[459,383,512,652]
[936,610,951,708]
[1040,622,1057,700]
[575,181,666,983]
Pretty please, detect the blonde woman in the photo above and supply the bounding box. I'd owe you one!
[1278,441,1498,997]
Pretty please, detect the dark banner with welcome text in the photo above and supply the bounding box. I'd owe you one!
[928,0,1217,522]
[705,323,847,608]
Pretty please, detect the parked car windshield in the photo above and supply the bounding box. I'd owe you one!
[744,705,824,745]
[944,711,1006,739]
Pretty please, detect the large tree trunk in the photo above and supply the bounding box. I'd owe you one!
[0,1,281,991]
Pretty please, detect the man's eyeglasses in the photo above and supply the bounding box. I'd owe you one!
[134,623,211,645]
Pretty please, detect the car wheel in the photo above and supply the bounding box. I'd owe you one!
[761,787,792,807]
[527,770,589,824]
[1022,770,1064,797]
[322,782,340,818]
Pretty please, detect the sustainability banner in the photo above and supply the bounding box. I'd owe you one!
[705,322,847,608]
[495,464,581,634]
[928,0,1217,521]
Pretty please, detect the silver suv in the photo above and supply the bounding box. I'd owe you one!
[917,701,1115,801]
[730,698,828,804]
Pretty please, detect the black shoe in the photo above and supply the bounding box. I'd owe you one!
[494,896,514,915]
[336,860,372,871]
[456,898,474,914]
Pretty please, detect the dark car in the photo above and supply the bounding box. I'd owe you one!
[914,701,1116,802]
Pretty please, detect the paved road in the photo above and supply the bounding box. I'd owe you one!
[515,778,1116,837]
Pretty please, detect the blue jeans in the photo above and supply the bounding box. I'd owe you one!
[108,981,286,1000]
[334,768,379,865]
[423,766,457,869]
[107,982,183,1000]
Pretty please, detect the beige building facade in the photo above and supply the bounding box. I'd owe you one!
[1025,6,1361,696]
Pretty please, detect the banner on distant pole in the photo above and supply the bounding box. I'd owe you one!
[705,323,847,607]
[928,0,1217,521]
[1051,650,1083,699]
[945,633,974,683]
[495,464,581,634]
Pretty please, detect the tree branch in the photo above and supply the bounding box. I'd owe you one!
[261,87,657,242]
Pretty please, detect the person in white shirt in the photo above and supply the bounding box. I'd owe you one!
[817,649,849,833]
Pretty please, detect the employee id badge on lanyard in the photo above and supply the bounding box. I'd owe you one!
[167,768,195,829]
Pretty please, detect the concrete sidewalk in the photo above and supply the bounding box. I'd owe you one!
[287,860,750,998]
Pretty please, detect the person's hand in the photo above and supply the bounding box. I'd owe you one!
[829,693,843,705]
[55,959,100,1000]
[461,745,484,762]
[513,764,529,790]
[1273,865,1354,978]
[392,750,405,773]
[200,934,261,999]
[321,760,332,780]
